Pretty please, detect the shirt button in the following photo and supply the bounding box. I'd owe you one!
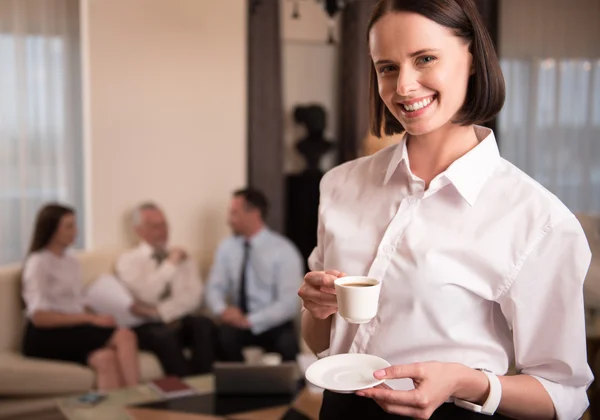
[381,244,395,255]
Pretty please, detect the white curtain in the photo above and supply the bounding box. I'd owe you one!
[499,58,600,214]
[498,0,600,215]
[0,0,84,264]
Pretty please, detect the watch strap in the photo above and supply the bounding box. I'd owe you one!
[453,369,502,415]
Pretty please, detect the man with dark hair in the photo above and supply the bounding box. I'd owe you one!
[205,188,303,362]
[232,188,269,220]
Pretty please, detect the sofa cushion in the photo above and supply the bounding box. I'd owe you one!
[0,395,66,420]
[0,350,163,397]
[0,352,93,396]
[0,263,24,353]
[138,351,164,382]
[76,250,123,286]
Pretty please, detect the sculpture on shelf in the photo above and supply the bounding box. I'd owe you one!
[293,104,334,173]
[289,0,351,44]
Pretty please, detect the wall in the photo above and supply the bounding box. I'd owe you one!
[281,0,340,174]
[81,0,246,272]
[499,0,600,57]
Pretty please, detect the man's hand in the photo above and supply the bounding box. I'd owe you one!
[130,301,160,320]
[168,247,188,265]
[220,306,250,329]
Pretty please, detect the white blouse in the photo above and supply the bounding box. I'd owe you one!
[22,250,85,317]
[308,126,593,419]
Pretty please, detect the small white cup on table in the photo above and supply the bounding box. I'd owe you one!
[261,352,282,366]
[242,346,264,365]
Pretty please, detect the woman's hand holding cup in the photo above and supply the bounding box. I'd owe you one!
[298,270,345,319]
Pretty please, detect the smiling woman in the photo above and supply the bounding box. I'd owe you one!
[298,0,594,419]
[21,204,140,392]
[368,0,504,141]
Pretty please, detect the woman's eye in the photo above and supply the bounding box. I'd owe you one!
[418,56,436,65]
[379,65,396,75]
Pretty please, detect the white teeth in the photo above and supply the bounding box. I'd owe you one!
[403,97,433,112]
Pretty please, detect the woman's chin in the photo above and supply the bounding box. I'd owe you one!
[401,122,438,137]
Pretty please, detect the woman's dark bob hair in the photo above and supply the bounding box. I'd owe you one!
[368,0,505,137]
[28,203,74,254]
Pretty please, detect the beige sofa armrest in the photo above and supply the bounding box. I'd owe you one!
[0,352,94,397]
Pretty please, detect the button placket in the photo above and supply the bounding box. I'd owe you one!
[351,196,417,354]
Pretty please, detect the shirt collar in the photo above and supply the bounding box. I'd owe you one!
[444,126,500,206]
[239,227,269,247]
[383,132,410,186]
[383,126,500,206]
[138,241,156,256]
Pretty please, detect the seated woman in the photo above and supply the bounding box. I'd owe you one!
[21,203,140,391]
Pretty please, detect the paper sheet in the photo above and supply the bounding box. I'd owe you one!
[84,274,146,328]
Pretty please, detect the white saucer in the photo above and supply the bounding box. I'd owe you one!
[304,353,391,393]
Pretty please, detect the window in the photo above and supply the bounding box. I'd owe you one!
[0,0,84,264]
[499,58,600,214]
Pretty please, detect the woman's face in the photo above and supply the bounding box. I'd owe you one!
[52,213,77,247]
[369,12,473,136]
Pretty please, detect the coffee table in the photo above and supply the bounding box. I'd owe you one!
[58,374,323,420]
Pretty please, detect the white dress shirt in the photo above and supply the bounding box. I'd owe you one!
[205,228,304,335]
[308,126,593,419]
[22,250,85,318]
[115,243,203,324]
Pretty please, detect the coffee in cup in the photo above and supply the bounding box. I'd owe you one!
[343,282,375,288]
[334,276,381,324]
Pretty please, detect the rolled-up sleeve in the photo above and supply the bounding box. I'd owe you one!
[308,175,330,272]
[498,215,594,419]
[307,214,324,272]
[306,174,333,359]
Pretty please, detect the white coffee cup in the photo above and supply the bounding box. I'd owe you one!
[334,276,381,324]
[242,346,264,365]
[261,352,282,366]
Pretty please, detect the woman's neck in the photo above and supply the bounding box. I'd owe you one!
[407,124,479,188]
[46,242,66,257]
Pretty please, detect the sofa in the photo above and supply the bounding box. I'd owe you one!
[0,250,164,420]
